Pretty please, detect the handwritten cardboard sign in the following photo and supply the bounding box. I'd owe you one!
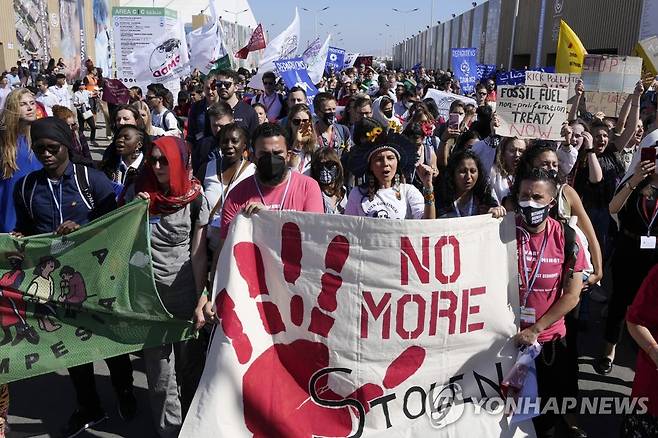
[581,55,642,93]
[496,85,569,140]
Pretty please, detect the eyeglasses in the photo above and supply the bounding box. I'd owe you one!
[291,118,310,127]
[148,156,169,166]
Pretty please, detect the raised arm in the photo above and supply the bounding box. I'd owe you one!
[614,81,644,152]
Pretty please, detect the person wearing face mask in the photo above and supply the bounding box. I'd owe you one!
[372,96,403,135]
[310,147,347,214]
[510,168,587,438]
[194,122,323,328]
[314,92,352,158]
[393,89,417,120]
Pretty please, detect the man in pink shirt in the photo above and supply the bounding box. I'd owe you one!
[194,122,323,328]
[512,168,587,438]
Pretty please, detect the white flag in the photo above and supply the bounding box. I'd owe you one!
[249,8,301,90]
[303,34,331,85]
[127,21,190,84]
[187,16,225,74]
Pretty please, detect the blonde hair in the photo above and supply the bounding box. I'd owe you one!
[286,104,318,171]
[1,89,34,178]
[132,101,155,135]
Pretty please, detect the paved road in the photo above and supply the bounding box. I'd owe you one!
[5,122,639,437]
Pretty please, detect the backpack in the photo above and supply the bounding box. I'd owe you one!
[20,163,95,219]
[162,109,184,133]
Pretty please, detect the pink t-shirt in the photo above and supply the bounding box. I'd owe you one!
[516,216,587,343]
[220,171,324,239]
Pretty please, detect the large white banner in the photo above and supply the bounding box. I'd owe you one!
[182,212,536,437]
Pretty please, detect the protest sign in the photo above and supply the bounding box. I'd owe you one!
[424,88,477,119]
[101,79,130,105]
[581,55,642,93]
[496,69,526,86]
[182,212,533,437]
[477,64,497,80]
[343,52,360,69]
[496,85,569,140]
[524,71,570,88]
[326,47,346,72]
[273,57,319,108]
[0,201,192,384]
[451,48,478,94]
[583,91,630,118]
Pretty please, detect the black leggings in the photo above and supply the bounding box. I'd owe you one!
[77,110,96,142]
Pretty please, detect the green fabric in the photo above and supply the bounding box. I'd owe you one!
[0,200,193,384]
[204,55,232,79]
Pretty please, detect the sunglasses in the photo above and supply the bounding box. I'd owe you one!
[148,156,169,166]
[291,118,310,127]
[33,143,62,155]
[211,80,233,90]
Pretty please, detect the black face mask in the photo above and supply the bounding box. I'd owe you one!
[518,200,552,227]
[382,109,393,118]
[257,153,287,185]
[322,112,336,125]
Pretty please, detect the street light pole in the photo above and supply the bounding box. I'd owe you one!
[508,0,520,70]
[392,8,420,41]
[223,8,249,24]
[301,6,330,37]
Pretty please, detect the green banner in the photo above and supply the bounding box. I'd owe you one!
[0,200,193,384]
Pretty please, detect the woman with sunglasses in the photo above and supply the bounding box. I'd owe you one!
[286,104,318,175]
[122,136,209,436]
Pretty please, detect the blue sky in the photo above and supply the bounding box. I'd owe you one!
[247,0,473,55]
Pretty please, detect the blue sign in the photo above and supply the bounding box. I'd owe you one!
[476,64,497,80]
[495,69,526,86]
[451,48,478,94]
[326,47,346,72]
[273,57,319,110]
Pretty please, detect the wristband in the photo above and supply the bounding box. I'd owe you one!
[586,149,596,154]
[422,186,434,196]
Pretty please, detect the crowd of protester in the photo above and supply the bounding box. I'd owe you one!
[0,55,657,438]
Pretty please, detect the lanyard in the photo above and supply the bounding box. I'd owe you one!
[46,178,64,226]
[517,227,550,307]
[214,158,246,216]
[640,197,658,236]
[253,171,292,211]
[453,196,474,217]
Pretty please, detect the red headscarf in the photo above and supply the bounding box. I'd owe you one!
[136,136,202,215]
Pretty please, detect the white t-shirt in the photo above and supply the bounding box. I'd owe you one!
[344,183,425,219]
[203,159,256,251]
[48,84,73,110]
[471,137,497,179]
[151,108,181,136]
[557,144,579,181]
[488,166,513,205]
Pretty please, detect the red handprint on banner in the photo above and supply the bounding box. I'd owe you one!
[216,222,426,438]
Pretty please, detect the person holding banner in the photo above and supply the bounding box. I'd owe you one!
[194,122,324,328]
[510,168,587,438]
[123,136,209,436]
[344,131,435,219]
[436,149,503,218]
[12,117,135,437]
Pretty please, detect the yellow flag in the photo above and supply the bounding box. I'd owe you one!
[555,20,587,73]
